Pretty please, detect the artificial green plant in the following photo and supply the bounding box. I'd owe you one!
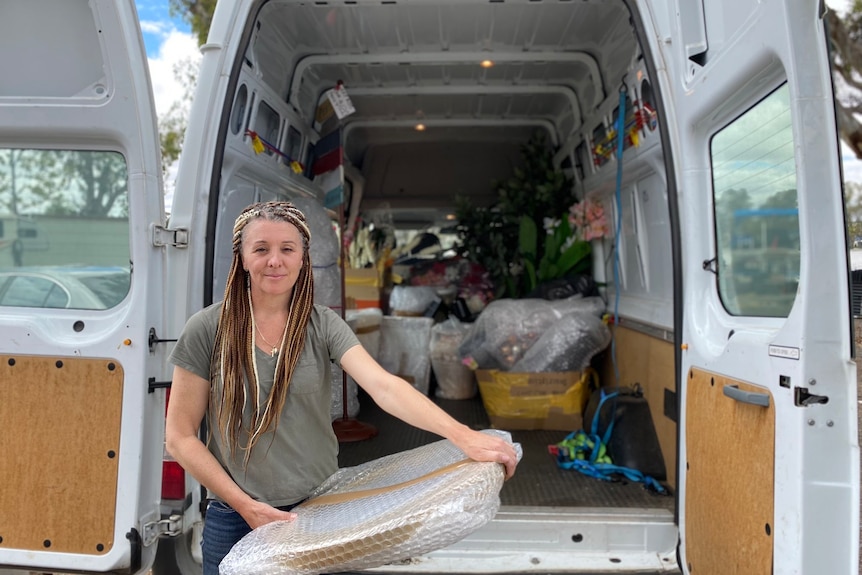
[455,132,590,298]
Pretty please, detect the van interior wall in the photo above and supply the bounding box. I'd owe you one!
[359,141,524,214]
[595,325,677,490]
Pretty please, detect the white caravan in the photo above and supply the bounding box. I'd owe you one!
[0,0,857,574]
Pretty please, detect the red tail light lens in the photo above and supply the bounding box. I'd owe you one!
[161,460,185,500]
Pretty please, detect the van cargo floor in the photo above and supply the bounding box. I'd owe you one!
[337,393,675,511]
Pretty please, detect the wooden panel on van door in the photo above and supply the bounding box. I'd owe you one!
[0,355,122,555]
[598,325,677,489]
[685,368,774,575]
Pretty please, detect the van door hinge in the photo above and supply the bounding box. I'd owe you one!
[142,514,182,547]
[152,224,189,248]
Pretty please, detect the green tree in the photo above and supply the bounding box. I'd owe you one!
[157,1,212,195]
[846,181,862,239]
[169,0,216,46]
[158,54,200,171]
[0,150,127,218]
[827,2,862,159]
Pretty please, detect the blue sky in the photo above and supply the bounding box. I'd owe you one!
[133,0,200,123]
[135,0,191,57]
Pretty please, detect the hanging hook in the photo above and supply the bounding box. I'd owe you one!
[702,256,718,275]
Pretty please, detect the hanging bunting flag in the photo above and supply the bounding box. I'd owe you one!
[245,129,306,173]
[249,131,266,155]
[311,128,343,176]
[315,99,335,124]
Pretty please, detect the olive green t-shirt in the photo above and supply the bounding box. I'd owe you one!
[169,302,360,507]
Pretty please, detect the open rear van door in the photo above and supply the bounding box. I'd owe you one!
[0,1,168,573]
[643,0,859,572]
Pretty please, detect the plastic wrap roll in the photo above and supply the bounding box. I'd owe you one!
[220,430,522,575]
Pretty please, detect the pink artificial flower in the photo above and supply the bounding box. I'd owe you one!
[569,197,610,241]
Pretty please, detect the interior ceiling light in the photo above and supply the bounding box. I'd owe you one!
[480,59,494,68]
[415,123,426,131]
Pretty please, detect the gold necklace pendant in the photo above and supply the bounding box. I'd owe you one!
[256,324,281,357]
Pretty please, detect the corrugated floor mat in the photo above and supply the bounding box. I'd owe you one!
[336,392,675,511]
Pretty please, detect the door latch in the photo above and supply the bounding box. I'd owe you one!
[794,387,829,407]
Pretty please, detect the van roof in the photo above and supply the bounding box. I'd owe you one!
[251,0,636,167]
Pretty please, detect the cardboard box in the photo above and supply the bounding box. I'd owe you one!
[345,283,381,310]
[344,267,392,309]
[345,267,382,287]
[475,369,590,431]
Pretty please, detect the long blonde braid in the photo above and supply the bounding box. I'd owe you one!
[210,201,315,466]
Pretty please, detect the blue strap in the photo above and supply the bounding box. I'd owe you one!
[592,388,619,447]
[553,381,667,494]
[610,86,627,385]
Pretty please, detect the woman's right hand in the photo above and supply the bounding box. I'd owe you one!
[239,499,298,529]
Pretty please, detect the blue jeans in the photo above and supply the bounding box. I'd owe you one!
[201,500,302,575]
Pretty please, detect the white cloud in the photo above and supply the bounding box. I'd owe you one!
[142,24,200,210]
[842,141,862,184]
[826,0,852,15]
[146,28,201,118]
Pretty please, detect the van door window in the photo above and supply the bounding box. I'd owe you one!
[0,149,131,310]
[712,85,799,317]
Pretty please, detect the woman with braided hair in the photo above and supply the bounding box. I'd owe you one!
[165,201,518,574]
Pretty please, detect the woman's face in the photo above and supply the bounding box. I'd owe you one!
[241,218,305,298]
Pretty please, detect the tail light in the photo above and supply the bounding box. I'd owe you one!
[162,460,186,500]
[161,387,186,500]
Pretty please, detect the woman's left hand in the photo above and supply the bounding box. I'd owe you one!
[454,428,519,479]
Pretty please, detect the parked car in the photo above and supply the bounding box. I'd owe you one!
[0,266,130,310]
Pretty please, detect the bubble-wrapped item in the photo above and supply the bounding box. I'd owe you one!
[459,295,606,371]
[292,196,339,267]
[330,364,359,420]
[220,430,522,575]
[312,263,342,311]
[512,311,612,372]
[430,317,477,399]
[388,285,439,315]
[378,316,434,395]
[345,308,383,360]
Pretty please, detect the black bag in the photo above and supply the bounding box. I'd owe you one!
[582,383,667,481]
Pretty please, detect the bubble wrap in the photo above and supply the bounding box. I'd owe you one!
[220,430,522,575]
[330,364,359,420]
[430,318,477,399]
[459,295,606,370]
[312,264,341,310]
[292,196,340,267]
[378,316,434,395]
[512,311,612,372]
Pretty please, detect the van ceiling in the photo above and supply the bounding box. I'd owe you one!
[249,0,637,224]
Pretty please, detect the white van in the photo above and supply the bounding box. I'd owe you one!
[0,0,857,574]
